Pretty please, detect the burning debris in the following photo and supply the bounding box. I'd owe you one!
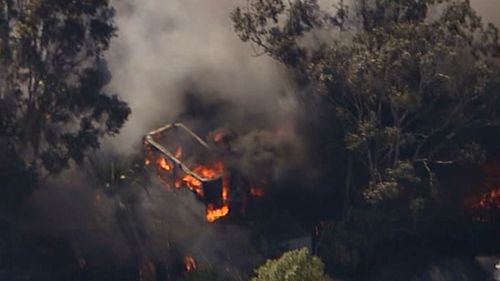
[467,163,500,221]
[144,123,265,222]
[468,187,500,221]
[471,189,500,210]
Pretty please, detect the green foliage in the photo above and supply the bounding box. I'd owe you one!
[363,160,421,204]
[231,0,324,66]
[0,0,130,177]
[251,248,330,281]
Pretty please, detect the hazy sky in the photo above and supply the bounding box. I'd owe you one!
[471,0,500,27]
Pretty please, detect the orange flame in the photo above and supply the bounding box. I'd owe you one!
[151,152,230,221]
[466,163,500,221]
[157,157,173,171]
[184,256,196,272]
[204,175,231,221]
[192,161,224,179]
[222,176,230,200]
[472,188,500,209]
[206,204,230,222]
[182,174,204,196]
[144,131,265,221]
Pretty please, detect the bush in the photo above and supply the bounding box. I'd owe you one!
[251,248,331,281]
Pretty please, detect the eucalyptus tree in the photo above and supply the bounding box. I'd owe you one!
[232,0,500,210]
[0,0,130,208]
[0,0,130,176]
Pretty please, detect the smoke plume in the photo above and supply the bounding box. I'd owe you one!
[21,0,500,278]
[24,0,306,276]
[106,0,299,154]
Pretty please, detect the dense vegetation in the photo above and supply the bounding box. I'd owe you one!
[0,0,499,280]
[232,0,500,278]
[250,248,331,281]
[0,0,130,207]
[232,0,500,211]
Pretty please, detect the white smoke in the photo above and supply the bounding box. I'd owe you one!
[105,0,298,154]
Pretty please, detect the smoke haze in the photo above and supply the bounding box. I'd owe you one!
[105,0,500,151]
[471,0,500,27]
[22,0,499,277]
[106,0,298,154]
[26,1,308,275]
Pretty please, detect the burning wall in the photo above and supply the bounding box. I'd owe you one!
[144,123,229,221]
[144,123,268,222]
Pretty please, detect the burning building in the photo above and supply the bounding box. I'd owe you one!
[144,123,264,222]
